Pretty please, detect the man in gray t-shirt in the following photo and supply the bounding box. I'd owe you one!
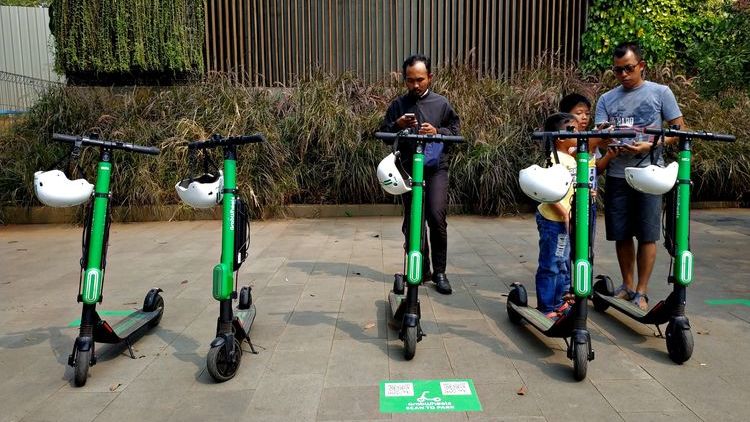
[594,42,685,311]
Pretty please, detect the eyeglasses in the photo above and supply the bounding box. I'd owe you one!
[612,63,640,74]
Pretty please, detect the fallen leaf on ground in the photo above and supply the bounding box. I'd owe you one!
[517,385,527,395]
[363,322,376,330]
[109,383,121,391]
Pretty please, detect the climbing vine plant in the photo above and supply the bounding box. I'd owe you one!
[49,0,205,77]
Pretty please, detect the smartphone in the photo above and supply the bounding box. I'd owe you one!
[404,113,416,120]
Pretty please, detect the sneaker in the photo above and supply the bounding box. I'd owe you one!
[614,284,635,300]
[555,301,571,315]
[544,311,559,321]
[632,292,649,311]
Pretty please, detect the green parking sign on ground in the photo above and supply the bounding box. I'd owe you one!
[379,379,482,413]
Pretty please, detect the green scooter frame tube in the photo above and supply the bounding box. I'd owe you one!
[572,146,592,297]
[80,159,111,304]
[213,156,236,300]
[406,151,425,286]
[674,147,693,285]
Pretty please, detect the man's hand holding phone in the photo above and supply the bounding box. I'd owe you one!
[397,113,418,129]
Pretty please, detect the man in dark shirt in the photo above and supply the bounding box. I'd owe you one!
[380,54,461,295]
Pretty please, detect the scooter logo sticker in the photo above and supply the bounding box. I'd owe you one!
[407,251,422,284]
[573,259,591,296]
[380,379,482,413]
[82,268,102,304]
[676,251,693,285]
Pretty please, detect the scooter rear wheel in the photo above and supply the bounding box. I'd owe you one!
[207,338,243,382]
[507,284,527,325]
[572,342,588,381]
[403,326,417,361]
[393,274,405,295]
[666,321,694,364]
[145,294,164,328]
[74,349,90,387]
[592,276,614,312]
[238,286,252,310]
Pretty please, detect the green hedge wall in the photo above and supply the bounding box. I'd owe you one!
[49,0,204,77]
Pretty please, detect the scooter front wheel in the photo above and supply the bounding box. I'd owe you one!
[74,349,91,387]
[572,342,588,381]
[403,326,417,361]
[666,321,694,364]
[207,338,243,382]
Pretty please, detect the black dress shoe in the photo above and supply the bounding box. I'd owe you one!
[433,273,452,295]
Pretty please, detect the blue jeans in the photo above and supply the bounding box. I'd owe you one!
[535,212,571,313]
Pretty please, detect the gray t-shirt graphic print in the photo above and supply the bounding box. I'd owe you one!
[595,81,682,178]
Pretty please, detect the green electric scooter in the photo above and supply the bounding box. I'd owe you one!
[374,130,464,360]
[179,134,265,382]
[37,133,164,387]
[593,126,735,364]
[507,128,634,380]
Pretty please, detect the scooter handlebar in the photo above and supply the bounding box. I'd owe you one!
[531,129,636,140]
[373,131,465,144]
[51,133,160,155]
[188,134,266,149]
[643,127,736,142]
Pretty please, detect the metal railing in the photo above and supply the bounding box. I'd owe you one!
[204,0,590,86]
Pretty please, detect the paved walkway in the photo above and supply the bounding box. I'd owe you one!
[1,210,749,421]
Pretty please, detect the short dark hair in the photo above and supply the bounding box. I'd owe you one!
[613,41,643,62]
[559,93,591,113]
[402,54,431,77]
[544,112,577,132]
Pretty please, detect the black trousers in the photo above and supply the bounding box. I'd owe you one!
[401,167,449,275]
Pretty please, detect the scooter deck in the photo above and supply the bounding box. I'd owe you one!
[97,308,161,343]
[508,302,577,338]
[508,302,555,332]
[594,292,670,325]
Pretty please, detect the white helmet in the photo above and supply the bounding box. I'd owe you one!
[175,171,224,208]
[377,153,412,195]
[625,162,678,195]
[518,164,573,203]
[34,170,93,207]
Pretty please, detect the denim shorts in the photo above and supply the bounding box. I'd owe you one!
[603,176,662,242]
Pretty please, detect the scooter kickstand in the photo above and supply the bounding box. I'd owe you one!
[655,325,664,338]
[125,338,136,359]
[247,337,258,354]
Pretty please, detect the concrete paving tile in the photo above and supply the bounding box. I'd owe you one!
[276,323,335,352]
[429,292,484,321]
[391,412,468,421]
[592,379,687,413]
[92,385,184,421]
[266,347,330,376]
[443,336,522,384]
[468,383,545,420]
[21,391,116,422]
[243,373,324,420]
[167,389,255,422]
[317,386,382,421]
[325,339,389,387]
[388,345,454,380]
[619,411,701,422]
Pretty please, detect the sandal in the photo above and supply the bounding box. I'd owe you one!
[631,292,649,311]
[613,284,635,300]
